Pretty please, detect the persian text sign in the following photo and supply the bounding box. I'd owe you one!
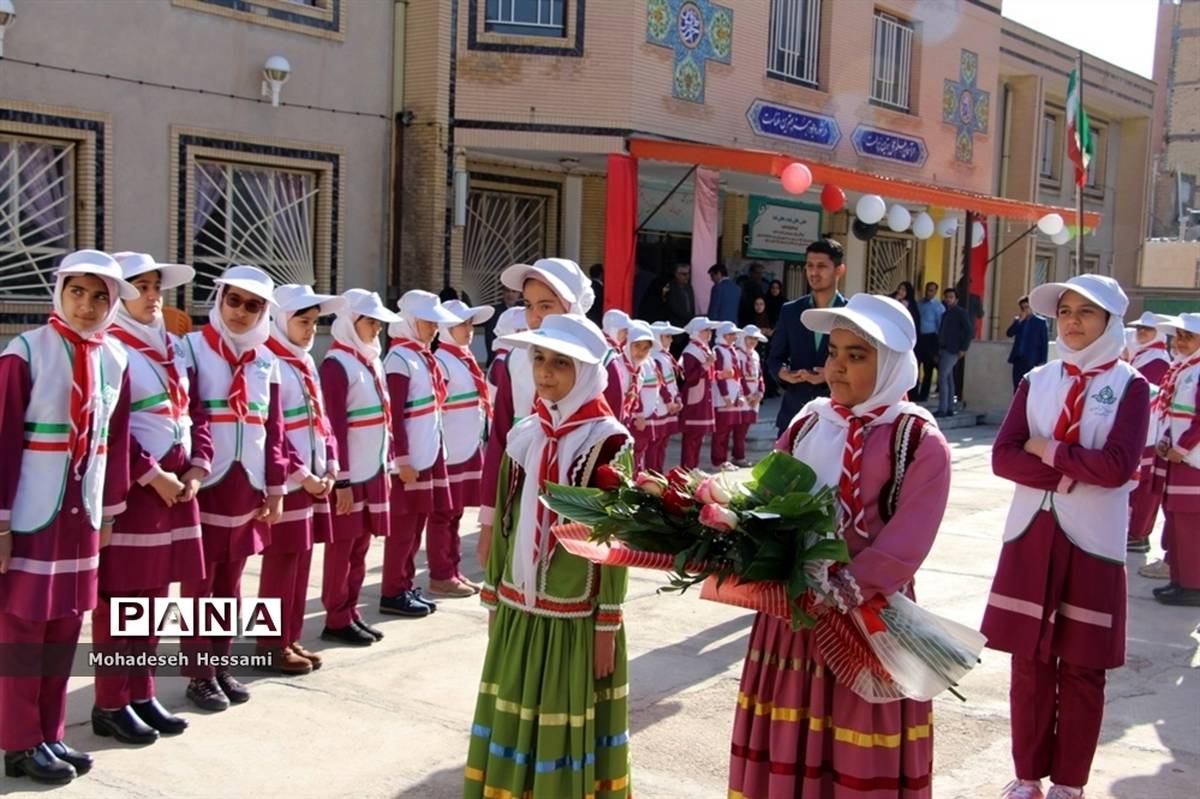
[745,196,822,260]
[850,124,927,167]
[745,100,841,150]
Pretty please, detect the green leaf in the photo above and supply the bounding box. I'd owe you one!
[748,451,817,500]
[541,482,616,526]
[802,538,850,564]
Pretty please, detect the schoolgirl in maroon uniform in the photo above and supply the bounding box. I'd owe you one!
[624,320,659,471]
[1125,311,1173,554]
[731,324,768,468]
[678,316,720,470]
[648,322,684,474]
[711,321,746,471]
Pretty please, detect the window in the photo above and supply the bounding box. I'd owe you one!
[768,0,822,88]
[485,0,565,38]
[0,135,76,302]
[463,187,550,305]
[1039,113,1060,181]
[190,160,318,307]
[1070,252,1100,277]
[1085,122,1106,192]
[1033,251,1053,288]
[870,11,914,111]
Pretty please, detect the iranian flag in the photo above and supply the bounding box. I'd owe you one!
[1066,68,1094,187]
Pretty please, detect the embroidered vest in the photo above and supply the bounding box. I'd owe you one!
[324,348,391,484]
[384,345,445,472]
[278,358,330,493]
[435,348,486,466]
[122,337,193,461]
[5,326,127,532]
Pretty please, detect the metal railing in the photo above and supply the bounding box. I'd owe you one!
[768,0,821,87]
[486,0,563,30]
[871,12,913,111]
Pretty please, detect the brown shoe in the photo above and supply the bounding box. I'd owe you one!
[456,574,482,593]
[427,578,476,598]
[276,647,314,675]
[290,643,322,670]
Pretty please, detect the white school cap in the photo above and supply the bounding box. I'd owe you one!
[1029,274,1128,319]
[802,294,916,352]
[499,313,609,365]
[56,250,139,300]
[113,252,195,291]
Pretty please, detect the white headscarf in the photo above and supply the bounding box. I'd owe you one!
[506,272,593,418]
[208,284,270,356]
[505,339,627,608]
[332,306,381,360]
[270,301,314,359]
[790,318,934,495]
[1056,310,1127,372]
[492,307,527,353]
[53,271,124,337]
[112,287,168,355]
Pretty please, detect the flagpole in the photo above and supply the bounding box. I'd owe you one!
[1075,50,1085,276]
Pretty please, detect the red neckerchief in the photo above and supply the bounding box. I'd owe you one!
[533,395,615,562]
[390,337,448,411]
[716,343,742,381]
[266,336,330,438]
[438,341,492,421]
[1135,341,1167,358]
[689,338,716,382]
[49,315,104,473]
[331,341,392,433]
[110,326,187,420]
[1054,360,1118,445]
[830,402,888,539]
[1156,353,1200,420]
[605,334,641,415]
[202,323,256,422]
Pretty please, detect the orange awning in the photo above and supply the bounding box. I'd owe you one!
[628,138,1101,229]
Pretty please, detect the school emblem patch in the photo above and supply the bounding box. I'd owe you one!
[1091,386,1117,405]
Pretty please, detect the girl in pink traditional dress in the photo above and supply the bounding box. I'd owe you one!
[430,299,495,598]
[731,324,768,469]
[679,317,720,470]
[648,322,684,474]
[91,253,205,745]
[257,284,345,674]
[728,294,950,799]
[624,320,659,471]
[477,259,595,570]
[1148,312,1200,607]
[1125,311,1173,556]
[712,321,746,471]
[319,289,399,647]
[602,308,640,425]
[982,275,1149,799]
[1,250,136,784]
[487,306,526,409]
[179,265,287,712]
[379,290,460,615]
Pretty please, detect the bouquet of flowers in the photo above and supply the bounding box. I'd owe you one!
[542,449,985,703]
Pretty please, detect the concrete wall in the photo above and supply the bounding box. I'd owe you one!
[1142,240,1200,289]
[0,0,394,319]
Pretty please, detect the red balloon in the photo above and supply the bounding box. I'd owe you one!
[780,162,813,195]
[820,183,845,213]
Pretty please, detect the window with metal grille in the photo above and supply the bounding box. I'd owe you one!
[870,11,914,112]
[485,0,565,37]
[1033,252,1052,287]
[463,188,548,306]
[0,135,76,302]
[189,159,318,307]
[768,0,821,88]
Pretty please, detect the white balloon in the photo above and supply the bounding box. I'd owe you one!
[1051,227,1072,245]
[937,217,958,238]
[911,212,935,240]
[1037,213,1065,236]
[855,194,886,225]
[971,221,986,247]
[886,204,912,233]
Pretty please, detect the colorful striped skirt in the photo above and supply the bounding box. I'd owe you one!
[729,612,933,799]
[465,605,632,799]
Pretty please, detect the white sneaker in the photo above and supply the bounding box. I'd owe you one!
[1138,559,1170,579]
[1045,787,1083,799]
[1001,780,1044,799]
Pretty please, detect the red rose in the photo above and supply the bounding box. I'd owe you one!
[594,464,623,492]
[661,487,695,517]
[667,467,692,491]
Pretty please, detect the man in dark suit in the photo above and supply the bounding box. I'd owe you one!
[1005,295,1049,391]
[767,238,849,433]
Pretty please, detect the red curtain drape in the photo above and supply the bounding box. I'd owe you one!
[969,213,989,337]
[603,153,638,314]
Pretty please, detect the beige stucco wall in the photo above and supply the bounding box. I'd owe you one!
[0,0,394,297]
[1142,240,1200,289]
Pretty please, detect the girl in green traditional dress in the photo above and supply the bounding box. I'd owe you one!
[466,313,633,799]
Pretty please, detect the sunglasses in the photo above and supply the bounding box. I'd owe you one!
[223,292,267,315]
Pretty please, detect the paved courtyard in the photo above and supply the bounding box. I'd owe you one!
[2,426,1197,798]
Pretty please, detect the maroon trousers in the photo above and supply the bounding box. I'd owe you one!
[732,422,750,462]
[426,510,464,581]
[1128,448,1162,542]
[93,586,169,709]
[1010,654,1106,788]
[680,431,705,470]
[382,513,432,595]
[1164,511,1200,589]
[258,548,313,647]
[711,414,738,466]
[179,557,248,679]
[648,432,671,474]
[321,533,371,629]
[0,612,82,751]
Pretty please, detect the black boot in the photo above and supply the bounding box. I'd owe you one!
[352,617,385,641]
[92,706,159,745]
[186,677,230,712]
[379,591,431,618]
[215,671,250,704]
[132,697,188,735]
[45,740,92,775]
[3,743,76,784]
[1156,586,1200,606]
[1152,581,1179,597]
[409,587,438,614]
